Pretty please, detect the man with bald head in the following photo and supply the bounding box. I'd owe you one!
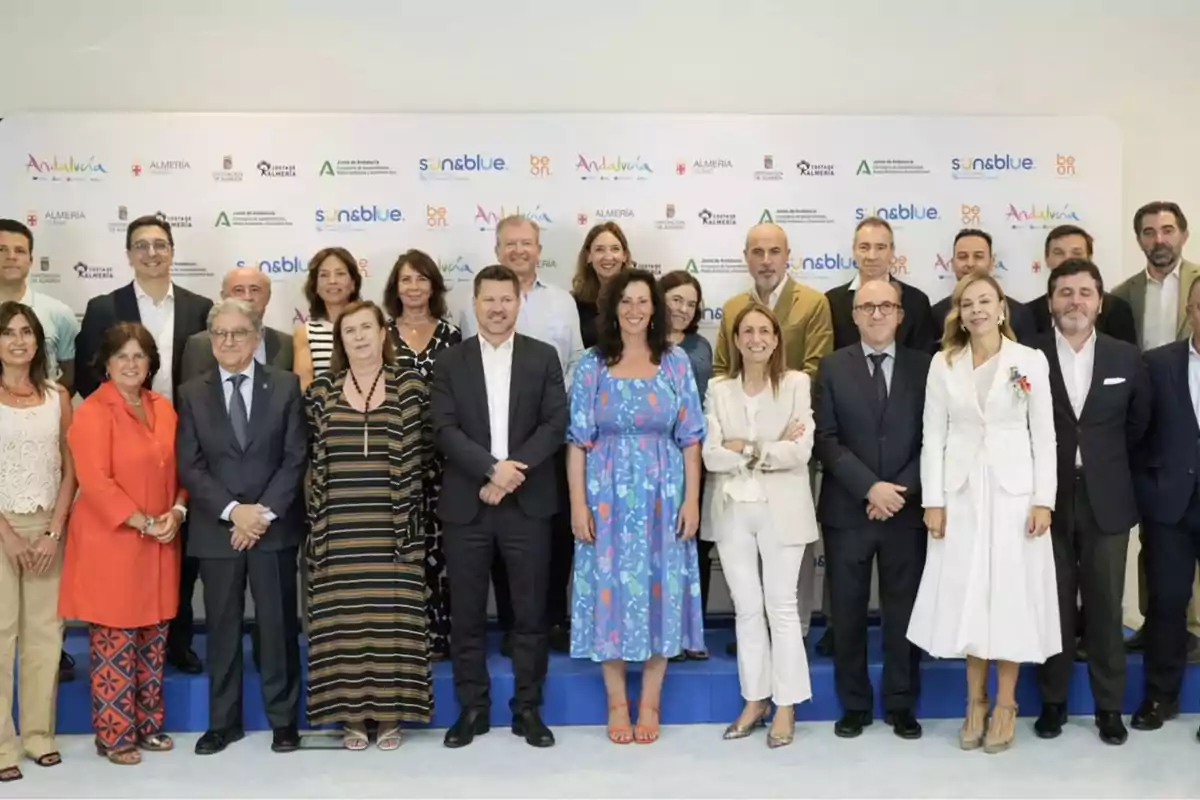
[814,279,931,739]
[181,267,294,379]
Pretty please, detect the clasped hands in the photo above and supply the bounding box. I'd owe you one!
[479,459,528,506]
[1,530,59,574]
[229,503,272,551]
[136,507,185,545]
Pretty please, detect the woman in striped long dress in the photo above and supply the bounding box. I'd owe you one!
[293,247,362,391]
[304,300,432,750]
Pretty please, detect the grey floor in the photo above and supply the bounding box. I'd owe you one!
[11,718,1200,798]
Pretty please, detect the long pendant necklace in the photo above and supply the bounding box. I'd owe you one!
[349,366,385,457]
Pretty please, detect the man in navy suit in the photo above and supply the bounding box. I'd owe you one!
[1131,273,1200,738]
[930,229,1037,348]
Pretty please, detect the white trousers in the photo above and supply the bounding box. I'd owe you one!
[717,502,813,706]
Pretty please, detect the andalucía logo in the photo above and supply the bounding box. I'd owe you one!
[473,205,553,232]
[760,208,833,226]
[237,256,305,275]
[1005,203,1081,229]
[576,154,653,181]
[854,204,939,222]
[934,253,955,280]
[950,153,1035,179]
[315,205,404,231]
[214,210,293,228]
[27,154,107,182]
[419,154,507,179]
[319,159,397,177]
[684,256,744,274]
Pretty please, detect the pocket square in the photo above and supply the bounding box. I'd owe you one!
[1103,377,1126,385]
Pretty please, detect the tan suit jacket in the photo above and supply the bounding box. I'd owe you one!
[1111,259,1200,348]
[713,277,833,379]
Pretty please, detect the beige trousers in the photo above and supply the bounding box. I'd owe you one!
[0,509,64,769]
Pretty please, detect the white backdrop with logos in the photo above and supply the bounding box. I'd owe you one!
[0,113,1123,620]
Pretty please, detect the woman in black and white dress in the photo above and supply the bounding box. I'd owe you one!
[293,247,362,391]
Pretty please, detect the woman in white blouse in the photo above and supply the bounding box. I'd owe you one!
[702,304,817,749]
[906,273,1058,754]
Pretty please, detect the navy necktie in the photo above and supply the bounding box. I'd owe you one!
[868,353,889,413]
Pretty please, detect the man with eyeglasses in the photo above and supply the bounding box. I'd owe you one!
[814,279,931,740]
[930,228,1037,348]
[181,266,294,381]
[75,214,213,674]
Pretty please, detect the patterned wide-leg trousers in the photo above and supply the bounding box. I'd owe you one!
[88,623,167,751]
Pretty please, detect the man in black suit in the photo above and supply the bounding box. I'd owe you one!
[1031,259,1150,746]
[175,298,306,755]
[1131,274,1200,738]
[180,266,294,379]
[74,214,214,674]
[815,279,931,740]
[825,216,937,353]
[1029,225,1138,346]
[431,264,568,749]
[931,228,1037,347]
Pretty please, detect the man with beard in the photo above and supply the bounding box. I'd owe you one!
[1031,259,1150,745]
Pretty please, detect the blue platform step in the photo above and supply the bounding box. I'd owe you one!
[32,626,1200,733]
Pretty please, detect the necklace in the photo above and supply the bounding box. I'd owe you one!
[349,365,385,457]
[0,382,37,406]
[399,316,432,335]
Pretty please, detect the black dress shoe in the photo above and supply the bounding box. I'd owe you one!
[167,648,204,675]
[58,651,75,683]
[815,629,835,658]
[1131,699,1179,731]
[1034,703,1067,739]
[1094,711,1127,745]
[884,709,922,740]
[444,709,490,748]
[548,624,570,654]
[194,728,245,755]
[499,633,514,659]
[1125,627,1146,652]
[834,710,873,738]
[725,640,737,656]
[271,725,301,753]
[511,709,555,748]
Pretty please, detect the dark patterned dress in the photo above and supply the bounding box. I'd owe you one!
[304,367,432,725]
[387,318,461,659]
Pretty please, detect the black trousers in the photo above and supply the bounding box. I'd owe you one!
[199,547,301,731]
[168,521,200,655]
[1143,488,1200,704]
[493,447,572,630]
[825,521,925,713]
[1037,471,1128,710]
[446,499,550,713]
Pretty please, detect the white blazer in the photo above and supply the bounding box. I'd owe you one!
[921,339,1057,508]
[701,370,818,545]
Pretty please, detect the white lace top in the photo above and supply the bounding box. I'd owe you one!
[0,385,62,514]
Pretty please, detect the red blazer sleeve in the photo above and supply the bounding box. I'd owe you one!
[68,399,141,530]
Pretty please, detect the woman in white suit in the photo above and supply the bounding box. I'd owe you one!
[702,304,817,749]
[907,273,1059,754]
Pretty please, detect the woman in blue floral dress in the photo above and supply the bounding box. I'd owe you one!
[566,269,706,745]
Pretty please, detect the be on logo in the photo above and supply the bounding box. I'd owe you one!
[427,205,448,228]
[530,155,551,177]
[1056,154,1076,176]
[961,204,981,225]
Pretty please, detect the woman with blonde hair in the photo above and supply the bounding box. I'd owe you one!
[907,273,1059,754]
[702,303,816,748]
[572,222,632,349]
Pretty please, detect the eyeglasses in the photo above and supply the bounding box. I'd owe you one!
[853,301,900,316]
[211,328,253,343]
[131,240,172,255]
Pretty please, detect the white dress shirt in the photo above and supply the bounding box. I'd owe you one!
[134,280,176,401]
[254,336,267,365]
[1188,339,1200,423]
[752,278,786,310]
[1055,328,1096,466]
[460,275,582,387]
[862,340,897,392]
[480,333,515,460]
[1143,264,1180,351]
[216,360,274,522]
[725,390,767,503]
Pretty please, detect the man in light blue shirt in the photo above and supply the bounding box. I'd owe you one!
[0,219,80,392]
[458,216,583,655]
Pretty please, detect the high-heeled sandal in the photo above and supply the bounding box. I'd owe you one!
[984,703,1018,754]
[343,724,370,751]
[607,702,634,745]
[634,704,660,744]
[767,709,795,749]
[94,739,141,766]
[722,704,770,740]
[377,725,403,751]
[137,733,174,752]
[960,695,990,750]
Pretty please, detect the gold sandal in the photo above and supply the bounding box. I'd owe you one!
[94,739,141,766]
[137,733,174,752]
[984,703,1018,754]
[960,696,989,750]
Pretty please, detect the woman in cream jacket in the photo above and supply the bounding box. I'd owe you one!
[702,304,817,749]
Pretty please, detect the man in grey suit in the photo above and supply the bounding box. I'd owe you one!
[180,267,294,380]
[176,299,307,756]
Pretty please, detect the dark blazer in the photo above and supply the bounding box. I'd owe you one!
[1135,340,1200,526]
[931,295,1038,350]
[431,333,569,526]
[1030,291,1139,347]
[75,282,214,399]
[180,326,294,384]
[814,343,932,529]
[826,279,936,353]
[175,363,307,558]
[1035,332,1150,534]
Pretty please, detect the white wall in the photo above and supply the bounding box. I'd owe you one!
[4,0,1199,277]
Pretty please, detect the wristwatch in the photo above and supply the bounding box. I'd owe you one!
[44,530,61,542]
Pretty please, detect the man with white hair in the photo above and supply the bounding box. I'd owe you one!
[181,266,294,379]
